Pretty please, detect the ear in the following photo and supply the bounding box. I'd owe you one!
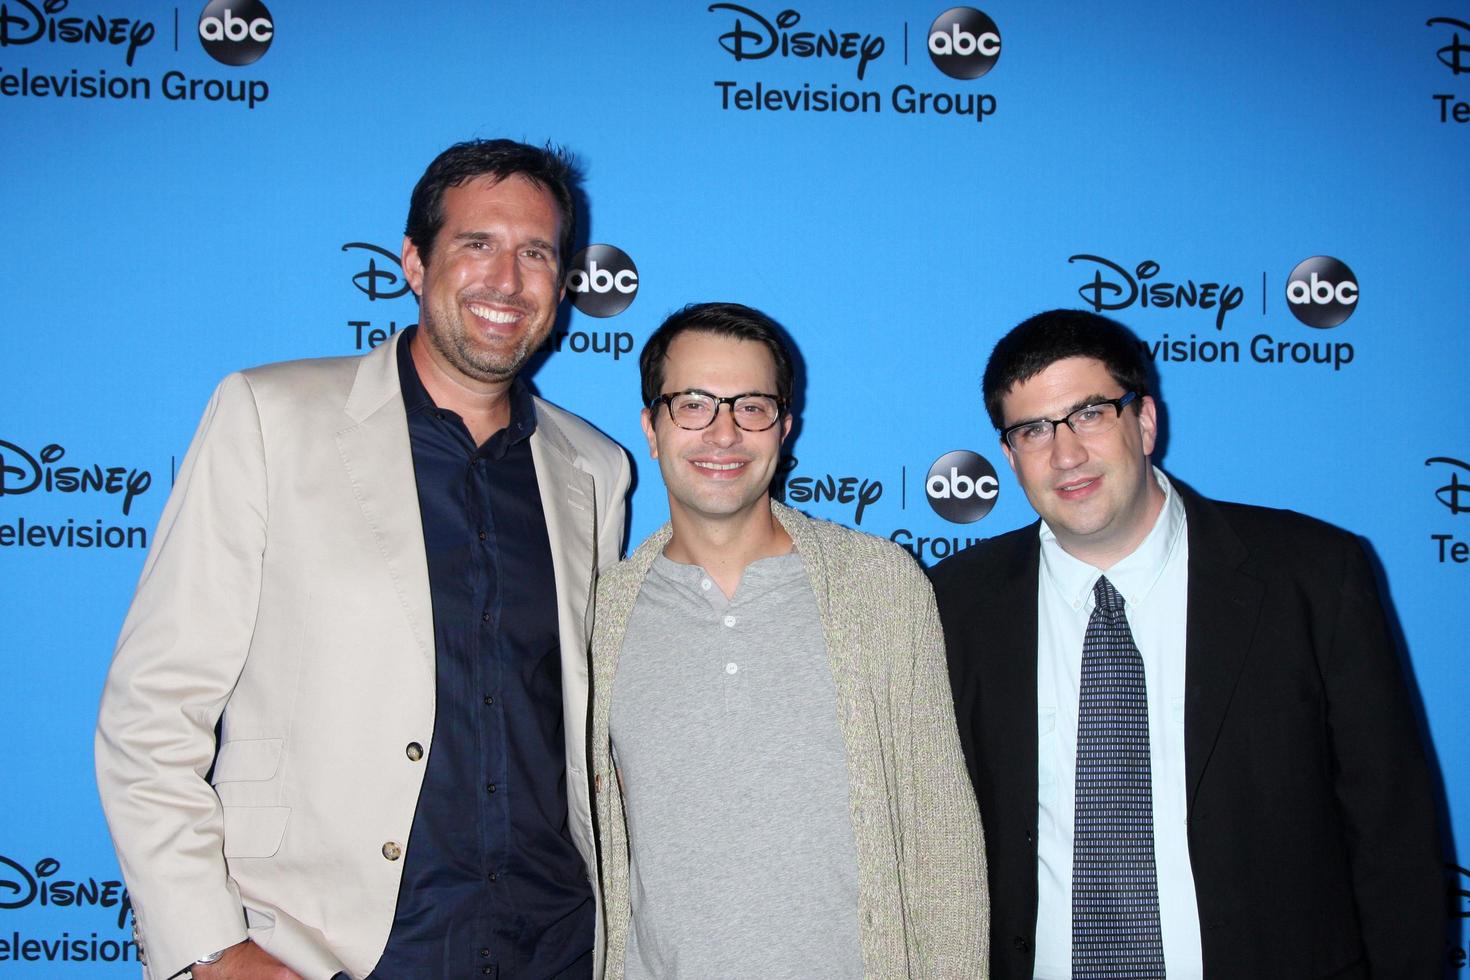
[1137,395,1159,458]
[640,407,659,459]
[1000,435,1017,473]
[402,235,425,298]
[779,412,793,445]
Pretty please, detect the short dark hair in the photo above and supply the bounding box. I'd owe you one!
[639,303,795,409]
[404,138,578,269]
[982,309,1149,429]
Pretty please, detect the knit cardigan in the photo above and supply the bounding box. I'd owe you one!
[590,501,990,978]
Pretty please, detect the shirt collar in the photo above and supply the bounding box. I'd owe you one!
[396,325,539,446]
[1038,466,1185,612]
[650,548,807,606]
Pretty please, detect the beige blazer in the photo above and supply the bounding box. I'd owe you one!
[95,332,629,980]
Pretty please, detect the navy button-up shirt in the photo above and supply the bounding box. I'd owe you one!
[367,330,593,979]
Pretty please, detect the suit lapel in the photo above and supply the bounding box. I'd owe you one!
[335,333,435,671]
[530,403,597,703]
[994,531,1042,841]
[1181,487,1265,805]
[946,526,1042,850]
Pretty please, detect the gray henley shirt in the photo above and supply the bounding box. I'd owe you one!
[609,549,864,980]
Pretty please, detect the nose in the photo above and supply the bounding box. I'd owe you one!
[1049,421,1088,470]
[702,403,741,447]
[487,247,522,295]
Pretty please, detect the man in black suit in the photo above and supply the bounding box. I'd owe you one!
[929,309,1444,979]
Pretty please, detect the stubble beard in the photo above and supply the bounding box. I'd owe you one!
[422,302,544,384]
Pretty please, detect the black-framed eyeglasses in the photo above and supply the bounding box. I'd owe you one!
[650,389,785,432]
[1001,391,1139,453]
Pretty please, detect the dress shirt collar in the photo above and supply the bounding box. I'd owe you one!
[395,325,538,448]
[1039,467,1184,612]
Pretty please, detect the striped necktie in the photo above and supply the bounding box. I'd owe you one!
[1072,575,1165,978]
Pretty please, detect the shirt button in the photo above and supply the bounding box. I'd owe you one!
[700,578,712,591]
[479,948,491,958]
[723,614,736,628]
[381,842,401,861]
[478,529,487,541]
[404,742,424,762]
[486,783,497,794]
[483,695,494,706]
[481,612,491,623]
[726,663,738,674]
[488,871,498,882]
[481,968,493,976]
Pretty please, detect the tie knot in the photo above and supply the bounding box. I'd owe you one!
[1092,575,1124,616]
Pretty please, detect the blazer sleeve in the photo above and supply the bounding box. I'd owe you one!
[896,563,991,977]
[1322,536,1446,975]
[94,373,264,978]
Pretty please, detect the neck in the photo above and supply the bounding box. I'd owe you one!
[663,497,792,598]
[409,331,513,445]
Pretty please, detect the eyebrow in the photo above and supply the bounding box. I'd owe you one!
[1012,393,1117,426]
[452,230,557,254]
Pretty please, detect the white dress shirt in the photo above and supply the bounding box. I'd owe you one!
[1032,468,1203,979]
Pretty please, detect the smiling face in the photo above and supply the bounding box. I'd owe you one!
[641,331,792,536]
[402,174,563,388]
[999,355,1164,568]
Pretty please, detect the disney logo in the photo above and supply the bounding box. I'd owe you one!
[1069,254,1244,331]
[342,242,411,301]
[0,440,151,516]
[1428,18,1470,74]
[784,457,883,525]
[1426,457,1470,515]
[0,0,154,67]
[708,4,884,80]
[0,853,131,930]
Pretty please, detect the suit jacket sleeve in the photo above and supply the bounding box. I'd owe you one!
[94,373,263,978]
[896,563,991,976]
[1322,535,1445,975]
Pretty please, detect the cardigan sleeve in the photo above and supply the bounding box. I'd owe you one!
[895,561,991,977]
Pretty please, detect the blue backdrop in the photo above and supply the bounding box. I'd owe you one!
[3,0,1467,971]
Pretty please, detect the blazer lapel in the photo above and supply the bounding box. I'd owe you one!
[530,404,597,710]
[335,333,435,672]
[1181,486,1265,805]
[989,531,1042,839]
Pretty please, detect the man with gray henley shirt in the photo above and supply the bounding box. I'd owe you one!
[588,303,989,979]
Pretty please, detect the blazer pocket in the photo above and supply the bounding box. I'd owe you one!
[213,737,284,783]
[222,805,291,858]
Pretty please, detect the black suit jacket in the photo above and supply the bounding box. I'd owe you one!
[928,483,1444,979]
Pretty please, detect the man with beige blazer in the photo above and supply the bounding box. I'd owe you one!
[95,140,629,980]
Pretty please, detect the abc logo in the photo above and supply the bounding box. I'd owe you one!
[925,450,1000,523]
[928,7,1001,80]
[198,0,274,66]
[568,244,639,318]
[1285,255,1358,328]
